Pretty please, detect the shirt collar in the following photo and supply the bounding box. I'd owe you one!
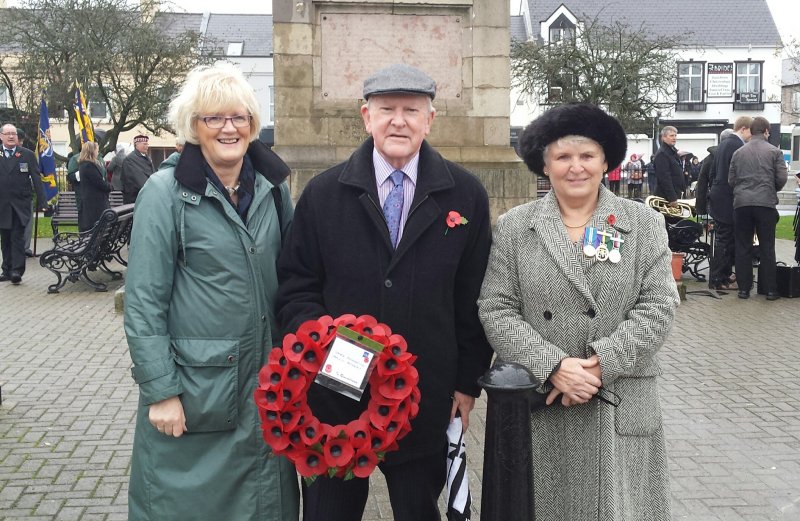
[372,148,419,187]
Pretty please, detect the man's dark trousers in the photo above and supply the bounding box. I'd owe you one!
[734,206,778,293]
[0,211,26,276]
[301,450,446,521]
[709,220,735,287]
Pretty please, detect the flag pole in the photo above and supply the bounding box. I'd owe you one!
[33,208,39,255]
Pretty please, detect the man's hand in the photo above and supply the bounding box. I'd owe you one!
[450,391,476,432]
[149,396,188,438]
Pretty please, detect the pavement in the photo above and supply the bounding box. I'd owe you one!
[1,239,799,520]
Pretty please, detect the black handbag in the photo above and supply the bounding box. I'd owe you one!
[758,262,800,298]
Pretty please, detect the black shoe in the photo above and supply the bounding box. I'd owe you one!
[9,272,21,284]
[737,290,750,299]
[766,292,781,301]
[25,249,34,258]
[0,273,10,282]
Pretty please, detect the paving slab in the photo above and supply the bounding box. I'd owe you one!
[1,240,799,520]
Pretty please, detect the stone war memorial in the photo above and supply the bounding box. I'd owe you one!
[272,0,530,221]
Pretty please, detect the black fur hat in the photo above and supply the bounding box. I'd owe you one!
[519,103,627,176]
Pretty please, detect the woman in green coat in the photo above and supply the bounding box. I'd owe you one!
[124,63,299,521]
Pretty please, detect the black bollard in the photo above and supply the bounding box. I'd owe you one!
[478,361,545,521]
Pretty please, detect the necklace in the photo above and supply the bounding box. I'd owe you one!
[561,215,592,229]
[225,183,240,196]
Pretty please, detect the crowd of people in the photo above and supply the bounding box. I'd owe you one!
[0,61,795,521]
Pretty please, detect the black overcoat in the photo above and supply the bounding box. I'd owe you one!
[121,151,155,204]
[276,137,493,464]
[652,144,684,202]
[0,146,45,229]
[709,134,745,224]
[77,161,112,232]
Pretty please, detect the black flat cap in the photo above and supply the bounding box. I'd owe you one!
[362,64,436,100]
[519,103,627,176]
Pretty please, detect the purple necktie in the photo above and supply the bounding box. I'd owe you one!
[382,170,405,248]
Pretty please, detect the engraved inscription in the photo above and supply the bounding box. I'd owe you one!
[320,13,463,100]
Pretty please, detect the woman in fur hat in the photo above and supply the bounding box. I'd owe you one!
[478,103,679,520]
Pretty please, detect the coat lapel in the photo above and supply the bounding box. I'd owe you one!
[339,139,454,270]
[530,191,595,304]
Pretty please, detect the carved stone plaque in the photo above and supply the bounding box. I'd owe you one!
[320,13,463,100]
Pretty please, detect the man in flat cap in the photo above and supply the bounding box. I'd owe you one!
[277,63,493,520]
[121,134,155,204]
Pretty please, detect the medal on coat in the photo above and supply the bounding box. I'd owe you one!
[595,228,615,262]
[608,232,624,264]
[583,227,599,257]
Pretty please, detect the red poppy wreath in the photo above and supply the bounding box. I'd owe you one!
[254,314,421,483]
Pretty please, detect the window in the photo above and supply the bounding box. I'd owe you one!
[547,15,575,44]
[88,86,109,119]
[792,90,800,112]
[269,85,275,124]
[0,86,8,108]
[547,68,574,103]
[735,61,762,103]
[677,62,703,103]
[227,42,244,56]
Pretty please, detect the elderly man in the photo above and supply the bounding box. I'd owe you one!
[121,134,155,204]
[652,125,685,206]
[0,123,46,284]
[276,64,493,521]
[729,117,788,300]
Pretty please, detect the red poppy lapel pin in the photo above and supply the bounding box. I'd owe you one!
[445,210,468,235]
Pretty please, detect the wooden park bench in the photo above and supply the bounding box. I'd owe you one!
[39,204,134,294]
[50,190,125,235]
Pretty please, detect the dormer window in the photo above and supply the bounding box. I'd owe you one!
[227,42,244,56]
[548,14,575,44]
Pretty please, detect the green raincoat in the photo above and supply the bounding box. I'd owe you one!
[124,142,299,521]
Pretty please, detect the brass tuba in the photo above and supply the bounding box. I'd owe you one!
[645,196,695,219]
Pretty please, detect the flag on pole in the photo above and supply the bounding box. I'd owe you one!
[74,82,95,143]
[37,96,58,203]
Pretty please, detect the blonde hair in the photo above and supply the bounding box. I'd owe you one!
[79,141,99,163]
[169,63,261,145]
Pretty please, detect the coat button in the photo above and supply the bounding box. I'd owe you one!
[384,279,393,288]
[543,310,552,320]
[586,308,596,318]
[261,314,267,321]
[190,195,197,201]
[249,247,256,254]
[181,192,188,197]
[227,355,235,363]
[212,191,218,196]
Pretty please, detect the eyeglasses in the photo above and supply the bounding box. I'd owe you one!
[199,115,251,129]
[594,387,621,407]
[1,132,18,136]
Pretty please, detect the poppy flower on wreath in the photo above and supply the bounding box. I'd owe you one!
[445,210,469,235]
[254,314,420,483]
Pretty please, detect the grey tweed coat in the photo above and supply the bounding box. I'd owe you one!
[478,187,679,521]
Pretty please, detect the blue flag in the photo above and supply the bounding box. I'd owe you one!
[38,97,58,203]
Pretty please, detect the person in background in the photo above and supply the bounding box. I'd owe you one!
[708,116,752,291]
[607,163,621,195]
[124,63,298,520]
[645,154,657,195]
[0,123,47,284]
[695,129,735,217]
[625,153,643,199]
[158,137,185,170]
[107,143,128,191]
[121,134,154,204]
[653,126,685,205]
[728,116,788,300]
[478,103,679,521]
[76,141,113,233]
[276,63,493,521]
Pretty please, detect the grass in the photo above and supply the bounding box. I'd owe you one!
[777,214,798,241]
[33,216,77,239]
